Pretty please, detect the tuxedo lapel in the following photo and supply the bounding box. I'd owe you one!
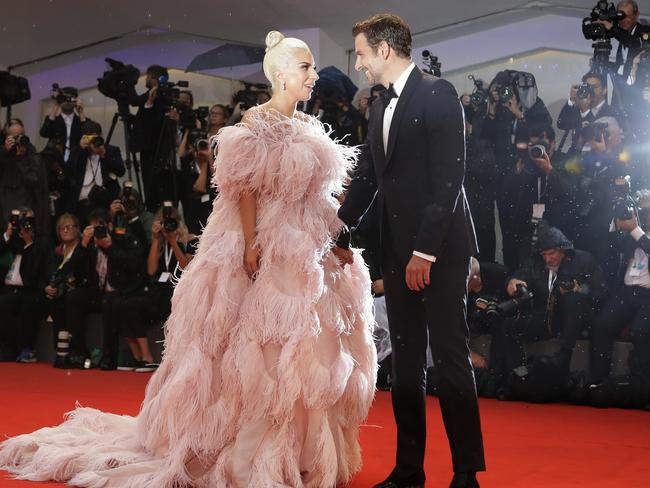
[385,67,423,170]
[369,99,388,174]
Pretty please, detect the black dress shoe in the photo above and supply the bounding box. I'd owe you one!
[450,472,479,488]
[373,481,424,488]
[373,472,425,488]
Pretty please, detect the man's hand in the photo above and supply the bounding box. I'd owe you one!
[332,246,354,267]
[507,278,528,297]
[505,98,524,119]
[49,102,61,120]
[471,351,488,369]
[590,135,607,154]
[45,285,58,298]
[569,84,579,103]
[109,200,124,218]
[594,19,614,31]
[3,136,15,152]
[147,86,158,106]
[81,225,94,247]
[533,152,553,175]
[559,279,580,295]
[406,254,432,292]
[616,214,639,233]
[460,93,472,107]
[371,279,385,295]
[166,108,180,122]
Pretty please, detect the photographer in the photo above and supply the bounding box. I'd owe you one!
[179,131,216,234]
[65,121,125,226]
[482,70,552,270]
[118,203,195,371]
[206,104,229,139]
[594,1,650,78]
[590,190,650,403]
[557,72,620,152]
[40,86,88,163]
[501,124,578,268]
[496,224,607,399]
[0,208,49,362]
[0,119,50,242]
[43,213,88,368]
[73,208,145,370]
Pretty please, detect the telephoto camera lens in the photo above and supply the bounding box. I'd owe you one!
[529,144,546,159]
[162,201,178,232]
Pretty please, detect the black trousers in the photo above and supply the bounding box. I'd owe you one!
[382,249,485,476]
[49,287,103,356]
[119,285,172,339]
[496,292,593,375]
[591,285,650,384]
[0,287,48,353]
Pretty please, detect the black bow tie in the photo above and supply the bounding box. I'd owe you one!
[379,83,398,108]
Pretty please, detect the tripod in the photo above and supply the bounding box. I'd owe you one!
[148,114,180,209]
[105,102,144,197]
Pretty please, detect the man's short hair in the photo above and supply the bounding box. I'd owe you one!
[88,208,110,225]
[81,120,103,136]
[529,123,556,142]
[617,0,639,14]
[61,86,79,97]
[352,14,412,58]
[582,72,607,89]
[146,65,169,81]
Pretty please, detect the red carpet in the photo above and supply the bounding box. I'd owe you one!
[1,363,649,487]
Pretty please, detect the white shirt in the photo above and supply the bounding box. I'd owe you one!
[61,112,74,162]
[624,227,650,288]
[79,154,103,200]
[381,62,436,263]
[617,25,638,76]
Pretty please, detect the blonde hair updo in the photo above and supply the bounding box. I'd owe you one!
[262,30,310,90]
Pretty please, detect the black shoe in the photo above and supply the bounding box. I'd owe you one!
[450,472,479,488]
[99,355,117,371]
[373,470,425,488]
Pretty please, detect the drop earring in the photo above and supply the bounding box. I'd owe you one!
[282,81,287,91]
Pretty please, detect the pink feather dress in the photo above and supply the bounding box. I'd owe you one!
[0,108,377,488]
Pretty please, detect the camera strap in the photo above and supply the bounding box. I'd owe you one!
[57,243,77,271]
[163,242,173,272]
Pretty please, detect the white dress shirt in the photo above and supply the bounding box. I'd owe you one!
[381,62,436,263]
[624,227,650,288]
[61,112,74,162]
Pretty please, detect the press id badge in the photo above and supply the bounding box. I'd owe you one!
[532,203,546,220]
[201,193,210,203]
[158,272,171,283]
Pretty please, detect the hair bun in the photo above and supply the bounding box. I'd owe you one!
[265,31,285,52]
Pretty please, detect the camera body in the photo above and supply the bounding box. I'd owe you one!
[580,120,609,142]
[582,1,625,41]
[48,272,76,299]
[96,58,140,104]
[467,75,488,106]
[474,284,534,322]
[179,106,209,131]
[93,224,108,239]
[162,201,178,232]
[612,175,635,220]
[50,83,77,105]
[10,209,34,233]
[576,83,595,100]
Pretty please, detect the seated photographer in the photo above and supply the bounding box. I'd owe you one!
[40,86,88,163]
[65,121,125,226]
[501,124,578,268]
[496,224,607,398]
[0,208,49,362]
[557,72,620,153]
[117,203,195,371]
[109,182,150,250]
[74,208,146,370]
[43,213,88,368]
[590,190,650,403]
[179,132,217,235]
[0,119,50,242]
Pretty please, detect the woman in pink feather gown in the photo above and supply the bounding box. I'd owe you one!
[0,30,377,488]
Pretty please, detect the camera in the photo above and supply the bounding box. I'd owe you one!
[50,83,77,105]
[48,272,76,300]
[474,284,534,321]
[613,175,635,220]
[93,224,108,239]
[10,134,30,152]
[10,209,35,233]
[576,83,595,100]
[81,134,104,148]
[188,130,210,152]
[179,105,209,130]
[558,278,577,292]
[467,75,488,106]
[529,143,548,160]
[582,1,625,41]
[155,75,189,112]
[162,201,178,232]
[97,58,141,104]
[233,82,269,111]
[422,50,442,77]
[580,121,609,142]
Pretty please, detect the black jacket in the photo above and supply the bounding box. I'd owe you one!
[39,114,85,157]
[512,227,607,316]
[339,68,477,265]
[0,236,48,290]
[613,23,650,79]
[43,242,88,289]
[78,231,145,294]
[65,144,125,212]
[557,101,620,133]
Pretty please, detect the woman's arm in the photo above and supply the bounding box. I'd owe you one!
[147,221,163,276]
[239,191,259,277]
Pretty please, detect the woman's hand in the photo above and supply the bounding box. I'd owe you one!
[45,285,58,298]
[243,242,260,278]
[332,246,354,267]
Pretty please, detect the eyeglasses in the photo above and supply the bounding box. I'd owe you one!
[59,224,78,232]
[210,111,226,116]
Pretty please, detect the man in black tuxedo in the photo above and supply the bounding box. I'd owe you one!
[337,13,485,488]
[39,86,87,163]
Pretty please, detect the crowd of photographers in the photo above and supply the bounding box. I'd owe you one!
[1,0,649,410]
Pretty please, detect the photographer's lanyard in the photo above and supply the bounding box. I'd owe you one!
[546,270,557,336]
[163,242,173,272]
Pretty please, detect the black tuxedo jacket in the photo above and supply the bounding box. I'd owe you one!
[339,67,478,266]
[39,114,84,153]
[65,144,125,212]
[614,23,650,79]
